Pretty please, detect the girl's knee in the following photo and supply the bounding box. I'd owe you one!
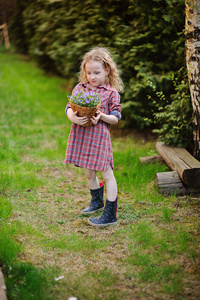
[85,168,96,180]
[102,167,115,182]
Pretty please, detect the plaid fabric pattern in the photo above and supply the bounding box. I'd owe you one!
[64,82,121,171]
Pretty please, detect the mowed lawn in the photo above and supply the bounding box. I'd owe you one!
[0,47,200,300]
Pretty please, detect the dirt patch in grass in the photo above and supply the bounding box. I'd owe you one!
[8,160,200,299]
[2,144,200,299]
[1,49,199,299]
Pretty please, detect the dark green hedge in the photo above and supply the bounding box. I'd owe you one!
[10,0,186,128]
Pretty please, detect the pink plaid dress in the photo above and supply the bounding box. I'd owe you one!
[64,82,121,171]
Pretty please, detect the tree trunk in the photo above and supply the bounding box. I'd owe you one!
[185,0,200,160]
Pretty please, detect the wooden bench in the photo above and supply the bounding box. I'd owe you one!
[156,142,200,188]
[140,142,200,195]
[155,142,200,195]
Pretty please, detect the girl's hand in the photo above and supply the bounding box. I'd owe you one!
[67,109,88,125]
[91,110,102,125]
[91,110,119,125]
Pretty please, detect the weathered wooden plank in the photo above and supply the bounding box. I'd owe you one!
[173,147,200,168]
[139,154,163,165]
[155,171,200,195]
[155,171,188,195]
[155,171,180,184]
[156,142,200,188]
[172,147,200,186]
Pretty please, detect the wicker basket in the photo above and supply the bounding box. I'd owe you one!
[70,102,100,127]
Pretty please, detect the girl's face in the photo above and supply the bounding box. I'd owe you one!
[85,60,110,89]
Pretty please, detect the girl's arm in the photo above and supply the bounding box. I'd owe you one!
[91,111,118,125]
[92,90,121,125]
[99,112,118,125]
[67,108,89,126]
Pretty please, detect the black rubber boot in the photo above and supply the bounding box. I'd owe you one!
[81,182,104,214]
[88,197,118,227]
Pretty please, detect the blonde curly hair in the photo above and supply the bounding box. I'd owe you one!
[79,47,123,93]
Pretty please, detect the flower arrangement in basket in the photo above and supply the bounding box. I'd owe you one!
[68,90,102,127]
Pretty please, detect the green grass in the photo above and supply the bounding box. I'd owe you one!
[0,46,200,300]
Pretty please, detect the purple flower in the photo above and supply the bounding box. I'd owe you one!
[68,89,102,107]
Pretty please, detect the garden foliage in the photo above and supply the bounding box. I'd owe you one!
[10,0,189,130]
[147,68,193,151]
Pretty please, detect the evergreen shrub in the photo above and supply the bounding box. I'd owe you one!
[10,0,187,130]
[147,68,193,152]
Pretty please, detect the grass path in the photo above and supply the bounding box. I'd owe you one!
[0,47,200,300]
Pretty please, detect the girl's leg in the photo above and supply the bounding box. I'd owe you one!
[85,168,99,190]
[102,165,117,201]
[88,166,118,226]
[82,168,104,214]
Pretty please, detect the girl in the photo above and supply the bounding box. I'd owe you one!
[64,47,123,227]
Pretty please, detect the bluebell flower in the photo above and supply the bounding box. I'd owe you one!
[68,89,102,108]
